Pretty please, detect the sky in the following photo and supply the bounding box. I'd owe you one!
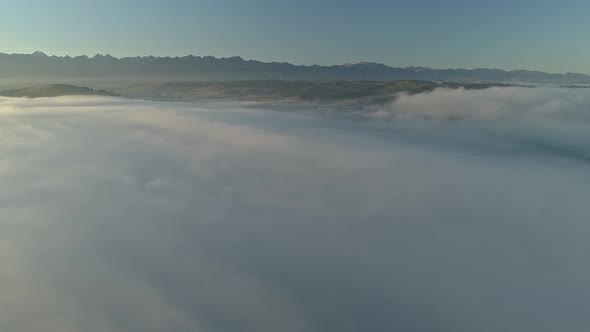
[2,0,590,73]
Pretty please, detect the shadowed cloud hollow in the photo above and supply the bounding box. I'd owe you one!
[1,88,590,332]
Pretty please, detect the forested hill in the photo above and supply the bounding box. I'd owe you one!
[0,84,117,98]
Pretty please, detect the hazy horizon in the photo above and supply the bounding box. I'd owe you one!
[3,0,590,74]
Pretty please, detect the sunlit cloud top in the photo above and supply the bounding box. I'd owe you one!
[1,89,590,331]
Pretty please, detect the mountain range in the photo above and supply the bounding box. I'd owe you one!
[1,52,590,84]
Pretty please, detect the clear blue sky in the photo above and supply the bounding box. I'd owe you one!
[3,0,590,73]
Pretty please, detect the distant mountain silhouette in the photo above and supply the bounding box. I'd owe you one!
[1,52,589,83]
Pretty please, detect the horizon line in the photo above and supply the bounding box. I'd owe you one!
[0,50,586,77]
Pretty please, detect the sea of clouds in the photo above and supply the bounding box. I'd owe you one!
[1,87,589,332]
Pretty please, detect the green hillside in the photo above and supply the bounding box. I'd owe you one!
[0,84,118,98]
[117,80,513,103]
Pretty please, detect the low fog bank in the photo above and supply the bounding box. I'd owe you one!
[375,87,590,121]
[1,87,589,332]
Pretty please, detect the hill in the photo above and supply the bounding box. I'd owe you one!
[0,80,513,110]
[117,80,513,103]
[0,84,118,98]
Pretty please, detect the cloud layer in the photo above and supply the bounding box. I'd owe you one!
[1,88,590,332]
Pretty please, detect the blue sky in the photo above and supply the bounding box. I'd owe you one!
[2,0,590,73]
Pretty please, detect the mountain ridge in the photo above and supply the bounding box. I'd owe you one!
[1,52,589,83]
